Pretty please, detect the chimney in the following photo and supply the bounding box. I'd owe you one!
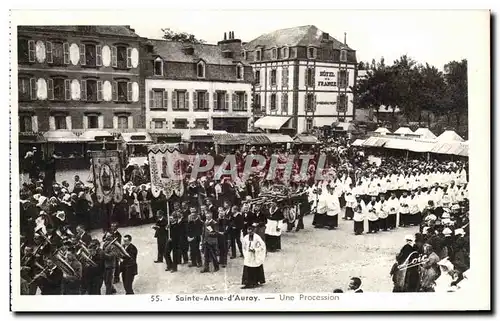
[344,32,347,45]
[224,32,227,40]
[217,30,242,59]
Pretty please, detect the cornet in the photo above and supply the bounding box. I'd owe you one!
[104,237,131,259]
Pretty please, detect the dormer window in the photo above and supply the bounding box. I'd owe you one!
[307,47,317,59]
[154,58,163,76]
[282,47,289,59]
[271,48,277,60]
[255,49,262,61]
[197,61,205,78]
[340,49,348,62]
[236,63,244,80]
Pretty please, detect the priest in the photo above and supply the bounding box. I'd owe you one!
[241,223,266,289]
[265,201,284,252]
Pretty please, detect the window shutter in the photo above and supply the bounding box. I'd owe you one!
[49,116,56,130]
[232,93,236,111]
[163,91,168,109]
[213,92,217,110]
[28,40,35,62]
[304,69,308,87]
[281,93,284,111]
[96,45,102,66]
[46,41,53,63]
[112,81,118,102]
[312,68,316,86]
[225,93,229,110]
[205,92,209,110]
[83,115,88,129]
[32,116,38,132]
[29,78,37,100]
[66,116,72,130]
[98,115,104,129]
[64,79,71,100]
[113,116,118,129]
[193,91,198,109]
[149,90,155,108]
[244,93,248,110]
[47,79,54,100]
[184,91,190,110]
[79,44,86,66]
[346,71,350,88]
[126,48,132,68]
[97,81,103,101]
[172,91,177,109]
[111,46,117,67]
[313,94,317,112]
[81,79,87,101]
[63,43,70,64]
[127,82,132,101]
[128,116,133,129]
[337,95,340,112]
[150,121,155,130]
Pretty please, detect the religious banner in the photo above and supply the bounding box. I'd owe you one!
[148,144,185,199]
[91,150,124,204]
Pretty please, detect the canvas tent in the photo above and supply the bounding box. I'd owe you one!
[374,127,391,135]
[414,128,437,140]
[394,127,413,135]
[438,130,465,142]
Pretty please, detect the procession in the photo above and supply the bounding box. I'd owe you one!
[15,22,473,298]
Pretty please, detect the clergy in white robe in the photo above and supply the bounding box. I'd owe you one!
[324,187,340,229]
[344,190,356,220]
[376,194,389,231]
[241,224,266,289]
[313,188,328,228]
[353,203,365,235]
[366,196,379,233]
[408,192,421,226]
[387,192,400,229]
[399,192,410,227]
[265,202,284,252]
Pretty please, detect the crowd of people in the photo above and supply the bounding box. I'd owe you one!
[19,136,470,294]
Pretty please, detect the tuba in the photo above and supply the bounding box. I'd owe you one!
[51,249,77,277]
[75,242,97,268]
[104,237,131,259]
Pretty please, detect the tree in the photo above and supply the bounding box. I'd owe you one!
[443,59,468,132]
[417,63,446,127]
[161,28,205,44]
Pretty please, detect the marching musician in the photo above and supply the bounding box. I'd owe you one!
[216,207,229,268]
[38,257,64,295]
[187,210,203,268]
[153,210,168,264]
[229,205,244,259]
[179,204,190,265]
[103,222,122,284]
[241,202,254,237]
[102,233,118,294]
[62,246,83,295]
[76,225,91,246]
[120,235,138,295]
[165,211,182,272]
[201,211,220,273]
[241,224,266,289]
[265,201,284,252]
[86,239,105,295]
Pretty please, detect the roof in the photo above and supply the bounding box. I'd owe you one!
[394,127,413,135]
[438,130,465,142]
[362,136,389,147]
[293,135,319,144]
[19,25,140,38]
[265,133,294,144]
[351,139,365,146]
[374,127,391,134]
[414,128,437,140]
[150,39,250,66]
[244,25,353,51]
[213,133,271,145]
[254,116,291,130]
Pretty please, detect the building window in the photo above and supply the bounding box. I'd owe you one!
[255,70,261,86]
[194,119,208,129]
[307,47,317,59]
[271,48,277,59]
[197,61,205,78]
[233,92,247,111]
[306,118,313,131]
[81,43,97,67]
[55,116,67,130]
[255,49,262,61]
[114,81,132,102]
[114,46,131,69]
[337,94,348,112]
[270,69,277,86]
[253,94,261,111]
[173,119,188,129]
[214,91,228,110]
[194,91,208,110]
[340,49,348,62]
[81,79,100,102]
[338,70,348,88]
[270,93,277,111]
[282,47,289,59]
[154,59,163,76]
[18,39,35,63]
[236,64,244,80]
[306,68,315,87]
[173,90,188,110]
[154,120,164,129]
[87,115,99,129]
[19,116,32,132]
[117,116,129,129]
[306,93,315,112]
[290,47,297,58]
[281,93,288,114]
[47,78,68,101]
[48,42,66,65]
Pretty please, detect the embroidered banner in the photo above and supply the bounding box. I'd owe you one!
[148,144,184,199]
[91,150,123,204]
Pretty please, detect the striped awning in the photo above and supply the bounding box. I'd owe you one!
[213,133,271,145]
[293,135,319,144]
[43,131,81,143]
[351,139,365,147]
[265,133,293,144]
[254,116,291,130]
[362,136,388,147]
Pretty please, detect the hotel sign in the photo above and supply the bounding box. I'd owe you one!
[316,68,337,88]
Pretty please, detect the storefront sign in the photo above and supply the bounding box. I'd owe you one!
[316,68,337,88]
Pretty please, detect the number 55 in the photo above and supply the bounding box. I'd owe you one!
[150,295,161,302]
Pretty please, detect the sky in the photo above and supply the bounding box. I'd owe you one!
[125,10,487,71]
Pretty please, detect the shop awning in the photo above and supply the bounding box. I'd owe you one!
[43,131,81,143]
[254,116,291,130]
[384,138,411,150]
[121,132,153,144]
[293,135,319,144]
[265,133,293,144]
[362,136,388,147]
[79,130,114,142]
[19,132,46,143]
[182,130,228,142]
[351,139,365,147]
[213,133,271,145]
